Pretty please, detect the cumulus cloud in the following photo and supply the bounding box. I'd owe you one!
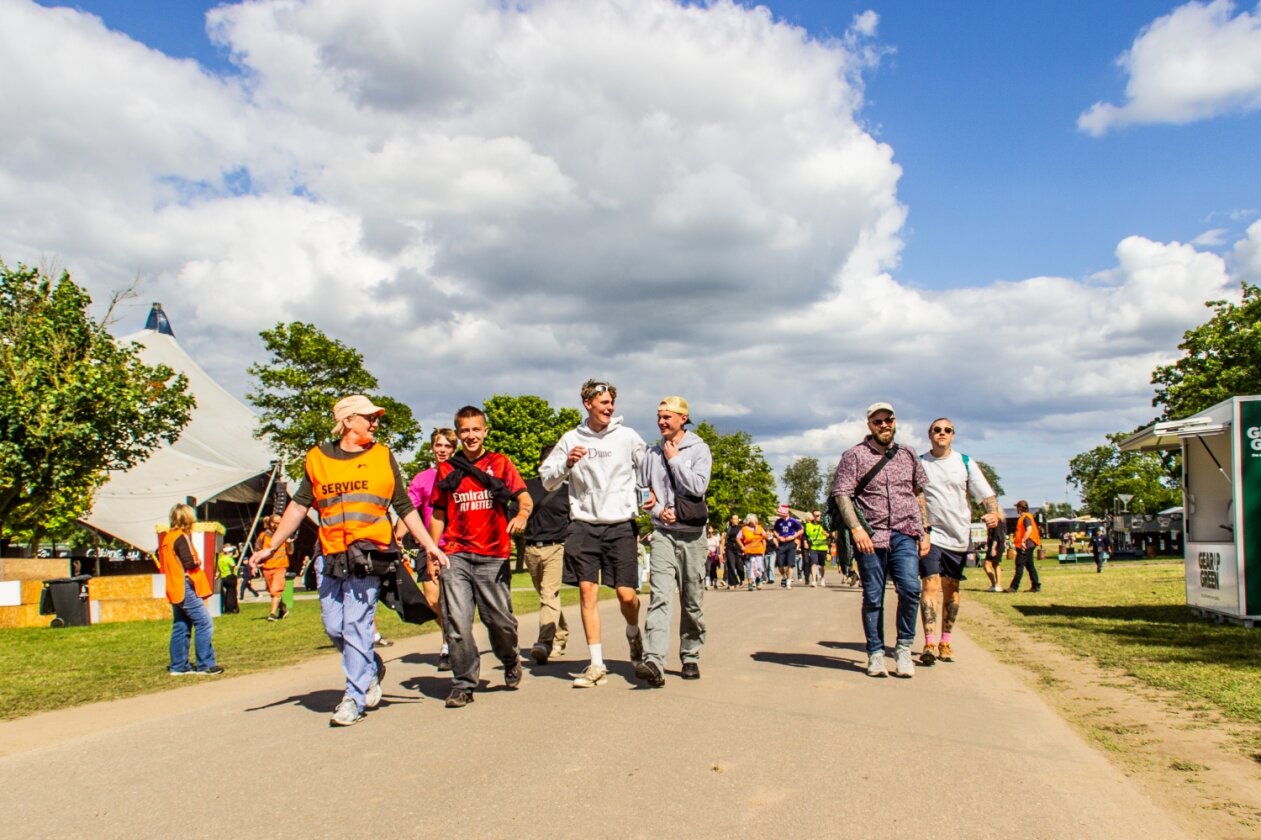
[1079,0,1261,136]
[1236,219,1261,280]
[0,0,1247,506]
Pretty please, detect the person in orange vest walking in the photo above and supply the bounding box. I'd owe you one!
[157,503,223,676]
[251,395,448,727]
[1007,500,1042,593]
[255,514,293,621]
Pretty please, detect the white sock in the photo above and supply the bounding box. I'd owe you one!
[625,624,640,638]
[589,643,604,667]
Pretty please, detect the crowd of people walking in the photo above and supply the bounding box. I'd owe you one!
[157,386,1042,728]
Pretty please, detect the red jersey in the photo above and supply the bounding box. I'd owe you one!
[432,451,526,558]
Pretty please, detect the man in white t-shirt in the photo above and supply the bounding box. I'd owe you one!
[918,418,1001,664]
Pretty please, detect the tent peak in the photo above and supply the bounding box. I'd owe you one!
[145,302,175,336]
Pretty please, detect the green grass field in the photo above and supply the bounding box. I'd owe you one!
[0,570,601,721]
[968,558,1261,725]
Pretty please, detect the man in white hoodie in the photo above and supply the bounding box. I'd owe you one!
[636,395,712,687]
[541,379,648,688]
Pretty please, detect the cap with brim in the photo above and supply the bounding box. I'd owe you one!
[331,394,386,437]
[658,395,690,417]
[866,401,895,418]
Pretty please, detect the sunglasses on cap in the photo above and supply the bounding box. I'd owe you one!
[931,426,954,434]
[869,417,896,427]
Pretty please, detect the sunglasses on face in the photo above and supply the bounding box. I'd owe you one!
[869,417,896,427]
[358,414,380,425]
[931,426,954,434]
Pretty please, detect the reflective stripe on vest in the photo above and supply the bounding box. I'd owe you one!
[305,443,396,556]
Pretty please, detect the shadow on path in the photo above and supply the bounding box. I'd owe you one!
[750,650,864,673]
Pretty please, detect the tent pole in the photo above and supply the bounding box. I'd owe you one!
[243,461,281,556]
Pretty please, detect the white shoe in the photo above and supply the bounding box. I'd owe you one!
[573,663,609,688]
[866,652,888,678]
[786,579,792,589]
[894,645,915,679]
[330,696,364,726]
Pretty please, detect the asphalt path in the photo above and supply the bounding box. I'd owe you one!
[0,579,1189,839]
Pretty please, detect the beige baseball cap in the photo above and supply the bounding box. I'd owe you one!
[331,394,386,437]
[866,401,895,418]
[658,395,690,416]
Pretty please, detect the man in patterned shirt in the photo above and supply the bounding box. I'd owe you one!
[830,402,931,679]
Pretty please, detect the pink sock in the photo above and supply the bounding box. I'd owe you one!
[925,634,937,646]
[941,633,952,644]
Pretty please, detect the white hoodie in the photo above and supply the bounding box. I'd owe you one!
[540,416,646,524]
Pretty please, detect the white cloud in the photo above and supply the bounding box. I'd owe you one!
[0,0,1247,509]
[1079,0,1261,136]
[1236,219,1261,280]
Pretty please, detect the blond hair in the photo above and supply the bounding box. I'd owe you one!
[431,427,457,447]
[169,503,196,532]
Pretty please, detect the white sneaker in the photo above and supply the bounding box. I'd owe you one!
[786,579,792,589]
[866,652,888,678]
[894,644,915,679]
[365,661,385,709]
[330,697,364,727]
[573,663,609,688]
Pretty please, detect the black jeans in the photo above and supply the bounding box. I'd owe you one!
[1011,546,1040,590]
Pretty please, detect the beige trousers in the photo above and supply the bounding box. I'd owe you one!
[524,542,569,650]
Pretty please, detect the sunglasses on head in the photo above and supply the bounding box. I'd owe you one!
[931,426,954,434]
[869,417,895,427]
[583,382,611,399]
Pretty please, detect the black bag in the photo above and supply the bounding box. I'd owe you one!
[379,557,438,626]
[661,450,708,527]
[848,444,900,536]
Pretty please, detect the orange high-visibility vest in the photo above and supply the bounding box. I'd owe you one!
[1016,512,1041,547]
[157,529,211,603]
[306,443,395,556]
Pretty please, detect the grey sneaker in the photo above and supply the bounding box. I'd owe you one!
[866,652,888,678]
[894,644,915,678]
[365,660,386,709]
[573,663,609,688]
[330,697,364,727]
[628,631,644,664]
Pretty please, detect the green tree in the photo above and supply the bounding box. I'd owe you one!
[695,421,776,527]
[247,322,421,479]
[781,457,823,511]
[1067,431,1180,517]
[0,263,194,544]
[1152,282,1261,420]
[969,460,1004,521]
[481,394,582,479]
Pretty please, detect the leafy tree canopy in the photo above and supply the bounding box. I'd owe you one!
[247,322,420,479]
[695,421,776,528]
[781,456,824,512]
[1152,282,1261,420]
[1067,431,1179,518]
[0,263,194,542]
[482,394,581,479]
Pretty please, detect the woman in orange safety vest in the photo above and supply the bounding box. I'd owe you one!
[157,503,222,675]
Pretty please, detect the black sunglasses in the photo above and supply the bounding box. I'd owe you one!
[869,417,896,427]
[931,426,954,434]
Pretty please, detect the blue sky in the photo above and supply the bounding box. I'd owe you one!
[9,1,1261,508]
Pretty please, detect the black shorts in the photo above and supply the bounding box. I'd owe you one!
[920,546,967,580]
[774,543,797,569]
[562,520,639,590]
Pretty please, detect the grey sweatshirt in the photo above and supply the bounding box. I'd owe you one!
[640,431,712,534]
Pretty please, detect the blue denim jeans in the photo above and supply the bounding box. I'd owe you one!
[169,577,216,672]
[319,573,383,713]
[856,532,922,654]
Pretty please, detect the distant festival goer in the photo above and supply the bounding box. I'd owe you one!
[1007,500,1042,593]
[157,503,222,676]
[255,514,292,621]
[738,514,767,590]
[721,513,745,589]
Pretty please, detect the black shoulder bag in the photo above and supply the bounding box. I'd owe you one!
[436,452,515,511]
[661,450,709,527]
[848,443,900,536]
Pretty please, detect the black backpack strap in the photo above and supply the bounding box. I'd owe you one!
[854,443,899,498]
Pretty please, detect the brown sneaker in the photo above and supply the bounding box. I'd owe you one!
[920,643,938,666]
[938,641,954,661]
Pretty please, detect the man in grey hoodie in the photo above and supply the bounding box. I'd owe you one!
[540,379,648,688]
[636,395,713,686]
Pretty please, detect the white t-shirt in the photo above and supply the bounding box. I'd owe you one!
[920,450,995,552]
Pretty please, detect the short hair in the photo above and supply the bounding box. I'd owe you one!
[580,378,617,402]
[744,513,759,525]
[930,417,952,429]
[1015,499,1029,512]
[454,406,486,425]
[169,503,196,532]
[431,427,457,447]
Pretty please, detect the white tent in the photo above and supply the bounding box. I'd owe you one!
[81,304,275,551]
